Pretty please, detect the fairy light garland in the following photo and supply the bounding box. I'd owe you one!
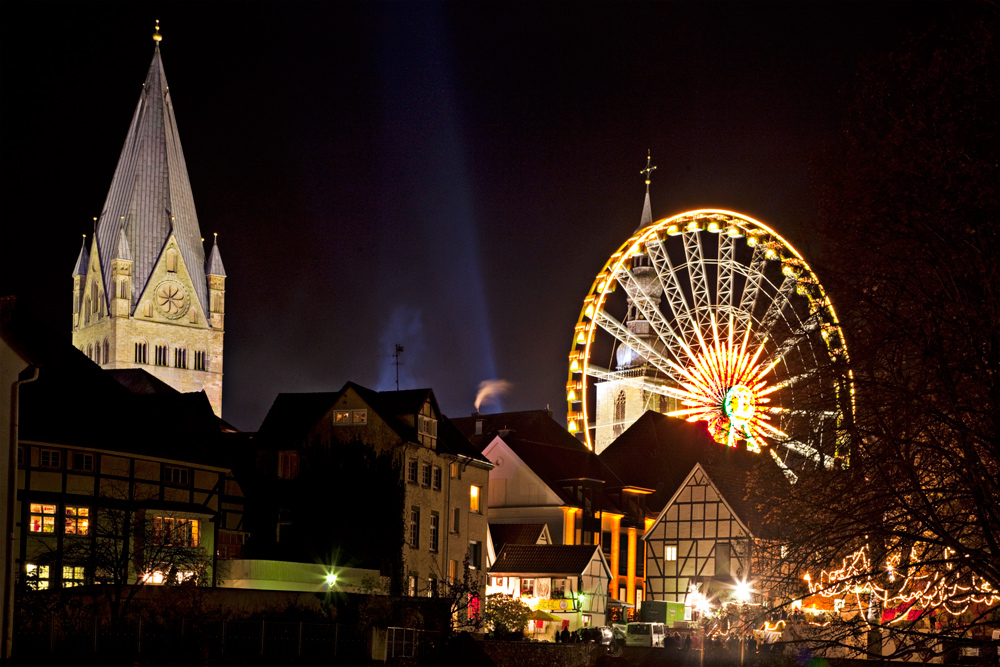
[804,544,998,625]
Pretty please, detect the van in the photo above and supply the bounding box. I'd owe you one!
[625,622,667,648]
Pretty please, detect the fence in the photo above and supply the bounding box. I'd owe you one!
[15,615,367,664]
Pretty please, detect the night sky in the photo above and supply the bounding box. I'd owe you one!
[1,2,957,431]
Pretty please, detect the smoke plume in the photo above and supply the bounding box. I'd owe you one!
[474,379,512,412]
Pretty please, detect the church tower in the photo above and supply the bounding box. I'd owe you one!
[71,23,226,416]
[593,155,676,453]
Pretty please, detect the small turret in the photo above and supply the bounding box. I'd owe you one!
[110,221,133,318]
[71,233,90,329]
[206,233,226,330]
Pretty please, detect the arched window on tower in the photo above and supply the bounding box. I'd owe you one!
[154,344,168,367]
[166,249,177,272]
[613,390,627,438]
[135,341,148,364]
[103,339,110,364]
[86,344,93,361]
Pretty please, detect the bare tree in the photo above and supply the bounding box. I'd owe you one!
[748,6,1000,660]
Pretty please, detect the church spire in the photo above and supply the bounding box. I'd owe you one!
[636,151,656,232]
[94,26,209,318]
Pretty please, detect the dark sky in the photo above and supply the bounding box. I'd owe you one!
[1,2,957,431]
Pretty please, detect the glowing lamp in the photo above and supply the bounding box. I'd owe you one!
[726,225,744,238]
[325,573,338,586]
[567,420,579,433]
[666,224,682,236]
[707,220,721,233]
[686,219,704,232]
[764,246,778,260]
[746,235,759,247]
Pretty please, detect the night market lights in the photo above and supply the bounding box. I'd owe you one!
[804,544,999,623]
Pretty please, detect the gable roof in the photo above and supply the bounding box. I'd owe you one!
[1,296,235,467]
[645,462,754,540]
[254,382,489,465]
[452,409,579,451]
[490,544,607,577]
[598,411,763,514]
[95,46,209,315]
[489,523,549,554]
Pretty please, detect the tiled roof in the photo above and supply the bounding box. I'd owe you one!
[490,544,602,576]
[95,46,209,316]
[0,296,235,468]
[255,383,489,465]
[452,409,576,451]
[489,523,547,554]
[599,411,774,527]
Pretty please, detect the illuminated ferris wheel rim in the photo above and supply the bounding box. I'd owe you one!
[566,208,853,455]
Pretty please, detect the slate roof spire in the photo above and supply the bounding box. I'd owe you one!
[206,233,226,277]
[635,150,656,233]
[95,26,208,315]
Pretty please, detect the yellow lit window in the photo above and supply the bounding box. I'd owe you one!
[665,545,678,561]
[153,516,200,547]
[62,566,86,587]
[25,563,50,590]
[29,504,57,533]
[64,507,90,535]
[470,485,481,513]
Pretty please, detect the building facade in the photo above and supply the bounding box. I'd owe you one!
[250,383,492,605]
[71,37,226,416]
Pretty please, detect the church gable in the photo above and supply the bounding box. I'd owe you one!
[79,236,107,327]
[133,234,208,327]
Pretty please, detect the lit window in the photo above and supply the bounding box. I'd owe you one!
[470,485,481,513]
[39,449,62,469]
[407,460,418,484]
[552,578,566,598]
[334,411,351,425]
[665,545,678,561]
[448,559,458,586]
[25,564,50,590]
[64,507,90,536]
[408,508,420,548]
[152,517,200,547]
[428,577,438,598]
[468,592,480,620]
[73,452,94,472]
[352,409,367,425]
[450,462,460,479]
[29,504,57,533]
[408,575,417,597]
[521,578,535,597]
[429,513,439,552]
[62,566,86,588]
[432,466,442,491]
[421,463,432,487]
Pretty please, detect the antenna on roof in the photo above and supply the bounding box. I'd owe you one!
[393,344,404,391]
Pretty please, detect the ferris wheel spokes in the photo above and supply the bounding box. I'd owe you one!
[592,309,683,381]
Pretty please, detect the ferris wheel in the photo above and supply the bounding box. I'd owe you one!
[566,197,851,472]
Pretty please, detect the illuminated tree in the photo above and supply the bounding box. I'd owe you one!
[482,593,530,637]
[749,6,1000,659]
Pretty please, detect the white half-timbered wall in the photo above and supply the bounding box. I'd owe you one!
[643,464,752,602]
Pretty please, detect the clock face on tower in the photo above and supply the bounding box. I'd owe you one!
[155,280,190,319]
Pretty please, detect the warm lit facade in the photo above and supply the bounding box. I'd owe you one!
[71,41,226,416]
[2,298,245,593]
[487,544,611,637]
[452,410,654,618]
[642,463,753,604]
